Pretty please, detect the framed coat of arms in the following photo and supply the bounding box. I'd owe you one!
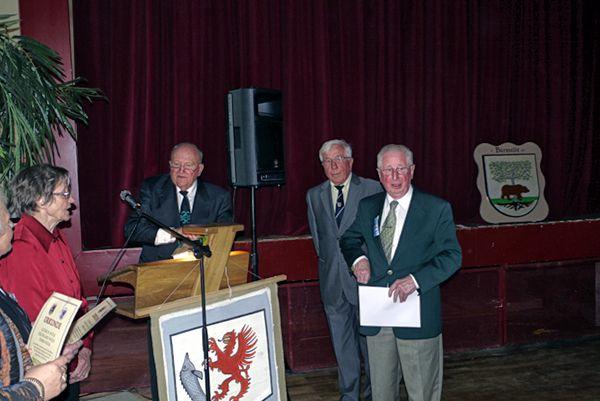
[474,142,549,224]
[150,276,287,401]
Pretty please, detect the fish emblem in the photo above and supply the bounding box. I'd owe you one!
[179,352,206,401]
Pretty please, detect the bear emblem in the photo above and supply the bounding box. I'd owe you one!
[501,184,529,200]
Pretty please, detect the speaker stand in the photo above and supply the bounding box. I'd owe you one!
[250,186,259,279]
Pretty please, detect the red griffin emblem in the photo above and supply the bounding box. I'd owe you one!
[208,324,258,401]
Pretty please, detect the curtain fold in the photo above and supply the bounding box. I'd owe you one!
[73,0,599,249]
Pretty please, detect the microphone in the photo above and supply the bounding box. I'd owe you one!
[120,190,141,210]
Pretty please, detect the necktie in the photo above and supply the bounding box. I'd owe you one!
[179,190,191,226]
[380,200,398,262]
[334,185,345,227]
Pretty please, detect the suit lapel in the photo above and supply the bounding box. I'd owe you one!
[338,174,361,232]
[390,189,425,264]
[368,192,388,262]
[160,178,179,226]
[319,181,335,225]
[190,179,206,223]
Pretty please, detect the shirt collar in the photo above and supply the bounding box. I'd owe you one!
[385,185,413,211]
[177,179,198,198]
[20,213,60,253]
[329,173,353,190]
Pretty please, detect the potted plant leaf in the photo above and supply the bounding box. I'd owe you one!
[0,14,103,182]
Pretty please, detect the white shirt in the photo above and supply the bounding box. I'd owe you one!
[175,180,198,213]
[154,180,199,245]
[330,173,352,212]
[380,185,413,260]
[352,185,419,287]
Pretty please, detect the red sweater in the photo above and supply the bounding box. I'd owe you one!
[0,214,92,350]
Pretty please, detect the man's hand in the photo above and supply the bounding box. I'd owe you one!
[174,227,200,241]
[388,276,417,302]
[69,348,92,384]
[352,258,371,284]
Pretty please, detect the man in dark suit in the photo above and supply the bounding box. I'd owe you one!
[307,139,381,401]
[340,144,461,401]
[124,142,232,262]
[124,142,232,401]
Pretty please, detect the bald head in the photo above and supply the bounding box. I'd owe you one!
[169,142,205,190]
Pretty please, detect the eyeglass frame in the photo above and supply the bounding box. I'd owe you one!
[52,191,72,199]
[169,161,200,172]
[321,155,352,167]
[377,165,413,177]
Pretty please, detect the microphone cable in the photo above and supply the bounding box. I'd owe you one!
[94,212,143,307]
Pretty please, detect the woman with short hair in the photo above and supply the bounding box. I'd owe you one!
[0,190,82,401]
[0,165,92,401]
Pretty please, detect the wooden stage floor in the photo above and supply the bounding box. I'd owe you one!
[82,335,600,400]
[286,336,600,400]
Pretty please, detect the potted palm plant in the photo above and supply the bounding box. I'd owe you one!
[0,14,103,182]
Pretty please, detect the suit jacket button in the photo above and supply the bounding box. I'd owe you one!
[387,269,393,275]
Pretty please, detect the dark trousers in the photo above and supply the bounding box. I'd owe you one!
[148,321,159,401]
[323,292,372,401]
[55,382,80,401]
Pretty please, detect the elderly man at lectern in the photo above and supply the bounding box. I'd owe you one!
[124,142,233,263]
[124,142,234,401]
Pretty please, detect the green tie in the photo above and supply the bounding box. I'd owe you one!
[380,201,398,262]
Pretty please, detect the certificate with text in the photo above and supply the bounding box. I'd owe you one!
[359,286,421,327]
[28,292,81,365]
[67,297,116,344]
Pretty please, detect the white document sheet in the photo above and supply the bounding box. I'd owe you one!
[359,286,421,328]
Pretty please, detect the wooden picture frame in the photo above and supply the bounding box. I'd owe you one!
[150,275,288,401]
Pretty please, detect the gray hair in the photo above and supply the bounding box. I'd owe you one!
[318,139,353,162]
[9,164,71,218]
[171,142,204,163]
[376,144,414,168]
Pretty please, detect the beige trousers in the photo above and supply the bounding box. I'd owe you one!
[366,328,443,401]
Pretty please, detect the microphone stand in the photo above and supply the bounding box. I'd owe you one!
[132,208,212,401]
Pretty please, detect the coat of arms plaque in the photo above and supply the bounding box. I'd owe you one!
[474,142,549,223]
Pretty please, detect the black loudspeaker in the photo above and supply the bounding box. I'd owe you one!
[226,88,285,187]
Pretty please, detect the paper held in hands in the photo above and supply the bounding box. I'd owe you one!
[27,292,116,365]
[358,286,421,327]
[66,297,116,344]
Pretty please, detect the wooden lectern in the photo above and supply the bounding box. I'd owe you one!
[100,223,248,318]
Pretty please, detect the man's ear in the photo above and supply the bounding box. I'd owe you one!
[197,164,205,177]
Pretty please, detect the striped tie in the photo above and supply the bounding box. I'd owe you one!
[380,201,398,262]
[334,185,345,227]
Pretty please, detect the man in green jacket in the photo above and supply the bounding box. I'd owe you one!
[340,144,462,401]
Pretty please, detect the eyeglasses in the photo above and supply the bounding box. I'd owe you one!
[52,191,72,199]
[169,161,199,172]
[321,155,351,167]
[378,165,412,176]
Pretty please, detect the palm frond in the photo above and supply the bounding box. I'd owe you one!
[0,15,105,185]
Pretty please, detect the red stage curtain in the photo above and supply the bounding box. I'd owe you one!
[73,0,599,249]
